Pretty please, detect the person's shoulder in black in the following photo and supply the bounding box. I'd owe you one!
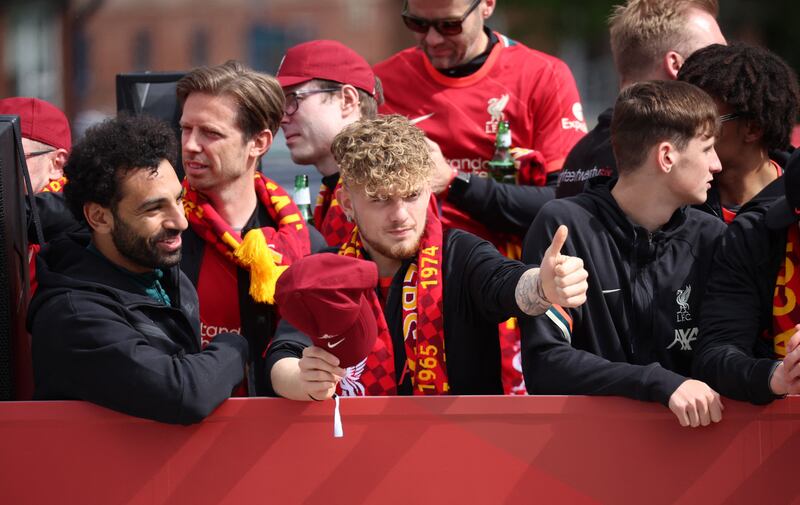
[555,107,616,199]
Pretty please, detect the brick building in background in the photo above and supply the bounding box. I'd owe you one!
[1,0,410,129]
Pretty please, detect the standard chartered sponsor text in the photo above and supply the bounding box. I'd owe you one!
[201,322,242,340]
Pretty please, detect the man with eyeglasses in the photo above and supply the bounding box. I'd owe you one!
[374,0,586,395]
[678,43,800,223]
[276,40,385,246]
[0,97,71,194]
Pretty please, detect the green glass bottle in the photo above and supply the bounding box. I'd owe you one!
[294,174,314,227]
[487,120,516,184]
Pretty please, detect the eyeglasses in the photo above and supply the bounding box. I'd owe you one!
[24,149,55,159]
[284,87,342,116]
[719,112,743,123]
[402,0,482,36]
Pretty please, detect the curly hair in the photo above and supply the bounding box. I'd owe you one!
[63,114,177,221]
[677,43,800,151]
[612,80,718,173]
[331,114,432,198]
[609,0,719,83]
[177,60,284,138]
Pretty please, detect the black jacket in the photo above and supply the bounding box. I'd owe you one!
[555,107,616,199]
[520,181,726,405]
[447,171,559,236]
[694,204,785,404]
[268,230,529,395]
[180,200,326,395]
[27,233,249,424]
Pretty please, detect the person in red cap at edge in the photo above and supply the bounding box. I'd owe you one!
[0,97,75,291]
[264,114,589,400]
[0,96,71,194]
[374,0,588,395]
[276,40,386,247]
[0,98,75,399]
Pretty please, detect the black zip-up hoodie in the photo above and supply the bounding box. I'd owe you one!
[520,181,726,405]
[27,233,248,424]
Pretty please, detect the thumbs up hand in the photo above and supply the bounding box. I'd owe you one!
[539,225,588,309]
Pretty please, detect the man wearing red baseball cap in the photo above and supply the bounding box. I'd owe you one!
[0,97,71,193]
[266,115,588,400]
[276,40,384,247]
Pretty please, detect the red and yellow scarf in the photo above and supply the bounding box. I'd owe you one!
[772,224,800,357]
[41,176,68,193]
[182,172,311,303]
[315,179,354,247]
[337,196,449,395]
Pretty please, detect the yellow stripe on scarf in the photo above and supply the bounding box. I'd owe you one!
[233,228,288,304]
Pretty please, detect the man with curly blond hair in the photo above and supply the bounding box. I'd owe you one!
[266,115,589,400]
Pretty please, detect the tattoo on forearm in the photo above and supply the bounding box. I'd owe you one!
[516,268,552,316]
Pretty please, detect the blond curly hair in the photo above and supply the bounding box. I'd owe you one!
[331,114,432,199]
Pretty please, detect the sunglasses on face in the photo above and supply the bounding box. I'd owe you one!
[401,0,482,36]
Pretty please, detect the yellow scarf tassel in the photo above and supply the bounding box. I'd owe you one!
[234,228,288,304]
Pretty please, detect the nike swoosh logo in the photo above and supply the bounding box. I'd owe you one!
[409,113,435,125]
[327,338,346,349]
[602,289,621,294]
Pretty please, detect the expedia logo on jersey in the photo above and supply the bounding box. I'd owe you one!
[667,285,698,351]
[561,102,589,133]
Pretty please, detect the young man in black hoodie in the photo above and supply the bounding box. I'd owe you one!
[521,80,726,428]
[27,115,248,424]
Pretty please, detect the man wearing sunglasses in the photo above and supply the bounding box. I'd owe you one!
[375,0,587,247]
[0,97,71,194]
[375,0,586,395]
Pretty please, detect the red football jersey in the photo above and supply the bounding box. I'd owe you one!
[375,33,587,243]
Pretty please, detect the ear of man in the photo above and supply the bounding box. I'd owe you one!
[49,148,69,179]
[340,85,361,119]
[664,51,684,80]
[338,184,355,221]
[249,129,274,159]
[656,141,679,175]
[84,201,114,234]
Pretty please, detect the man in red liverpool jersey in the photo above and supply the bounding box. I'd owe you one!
[374,0,588,394]
[375,0,587,242]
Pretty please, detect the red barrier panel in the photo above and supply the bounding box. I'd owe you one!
[1,396,799,505]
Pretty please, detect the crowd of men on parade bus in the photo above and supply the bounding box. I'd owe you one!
[6,0,800,428]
